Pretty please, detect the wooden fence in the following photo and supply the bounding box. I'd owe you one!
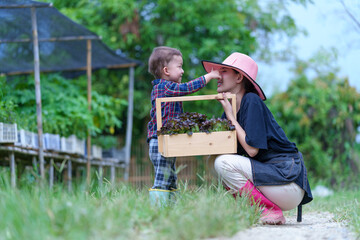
[0,139,219,189]
[128,140,218,189]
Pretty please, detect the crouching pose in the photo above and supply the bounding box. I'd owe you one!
[202,52,313,224]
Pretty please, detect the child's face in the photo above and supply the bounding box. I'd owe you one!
[164,55,184,83]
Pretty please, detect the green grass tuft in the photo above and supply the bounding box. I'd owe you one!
[0,177,259,240]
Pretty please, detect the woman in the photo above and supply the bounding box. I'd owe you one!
[202,53,313,225]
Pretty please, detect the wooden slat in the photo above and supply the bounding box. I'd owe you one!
[161,131,236,157]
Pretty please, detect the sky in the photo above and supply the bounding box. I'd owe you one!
[256,0,360,97]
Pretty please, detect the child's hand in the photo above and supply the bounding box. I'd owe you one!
[204,69,221,84]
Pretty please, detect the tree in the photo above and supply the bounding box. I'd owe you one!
[42,0,312,142]
[268,49,360,186]
[340,0,360,34]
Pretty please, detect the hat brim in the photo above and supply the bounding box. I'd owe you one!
[201,60,266,101]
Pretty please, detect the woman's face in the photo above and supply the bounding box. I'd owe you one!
[217,67,240,93]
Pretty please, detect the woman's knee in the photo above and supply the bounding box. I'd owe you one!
[214,155,228,176]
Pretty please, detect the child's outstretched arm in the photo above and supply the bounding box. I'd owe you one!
[163,69,220,97]
[203,69,221,84]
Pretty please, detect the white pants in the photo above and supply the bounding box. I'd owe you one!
[214,154,305,211]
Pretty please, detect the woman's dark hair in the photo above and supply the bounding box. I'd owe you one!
[243,76,258,95]
[233,69,258,95]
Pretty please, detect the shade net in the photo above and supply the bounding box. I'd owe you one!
[0,0,139,75]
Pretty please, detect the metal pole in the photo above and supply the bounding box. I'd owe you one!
[86,39,92,185]
[98,164,103,187]
[124,67,134,181]
[110,165,115,184]
[68,160,72,192]
[49,158,54,189]
[10,152,16,188]
[31,7,45,180]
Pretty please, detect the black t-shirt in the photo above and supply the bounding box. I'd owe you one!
[222,92,297,159]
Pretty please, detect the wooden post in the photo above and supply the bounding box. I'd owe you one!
[86,39,92,185]
[32,156,37,174]
[98,164,103,187]
[31,7,45,180]
[9,152,16,188]
[124,67,134,181]
[110,165,115,184]
[49,158,54,189]
[68,160,72,192]
[76,166,81,181]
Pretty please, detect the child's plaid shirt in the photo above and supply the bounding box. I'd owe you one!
[147,76,206,142]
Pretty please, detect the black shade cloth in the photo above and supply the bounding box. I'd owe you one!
[0,0,140,75]
[0,0,51,8]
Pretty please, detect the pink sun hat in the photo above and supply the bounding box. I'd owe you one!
[202,52,266,101]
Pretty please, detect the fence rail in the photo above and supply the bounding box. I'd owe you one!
[128,141,218,188]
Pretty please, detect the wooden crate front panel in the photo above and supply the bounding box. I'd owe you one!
[159,131,236,157]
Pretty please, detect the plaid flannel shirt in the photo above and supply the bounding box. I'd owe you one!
[147,76,206,142]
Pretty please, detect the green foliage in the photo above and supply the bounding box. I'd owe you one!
[92,135,119,150]
[0,77,17,124]
[2,74,126,139]
[268,50,360,185]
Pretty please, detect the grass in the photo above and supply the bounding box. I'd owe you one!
[302,189,360,238]
[0,175,259,240]
[1,168,359,240]
[283,186,360,238]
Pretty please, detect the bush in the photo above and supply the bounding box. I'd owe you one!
[0,77,17,124]
[1,74,126,140]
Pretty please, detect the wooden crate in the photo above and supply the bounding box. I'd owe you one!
[92,145,102,159]
[84,144,102,159]
[60,135,85,155]
[44,133,61,151]
[16,129,34,148]
[0,123,17,143]
[60,136,73,153]
[156,94,237,157]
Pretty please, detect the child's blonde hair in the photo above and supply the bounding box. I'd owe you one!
[148,46,182,79]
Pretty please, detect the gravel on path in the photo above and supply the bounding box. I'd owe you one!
[208,212,356,240]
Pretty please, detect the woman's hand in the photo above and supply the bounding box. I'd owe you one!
[218,92,259,158]
[217,92,236,123]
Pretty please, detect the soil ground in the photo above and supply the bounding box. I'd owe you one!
[208,212,356,240]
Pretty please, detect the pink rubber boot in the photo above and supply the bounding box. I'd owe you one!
[224,185,238,199]
[239,181,286,225]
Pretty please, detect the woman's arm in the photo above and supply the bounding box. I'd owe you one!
[218,93,259,157]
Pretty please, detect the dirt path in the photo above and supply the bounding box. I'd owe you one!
[209,212,356,240]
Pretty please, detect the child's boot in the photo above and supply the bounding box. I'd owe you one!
[149,189,170,207]
[169,189,180,204]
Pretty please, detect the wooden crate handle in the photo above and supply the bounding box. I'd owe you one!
[156,93,236,130]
